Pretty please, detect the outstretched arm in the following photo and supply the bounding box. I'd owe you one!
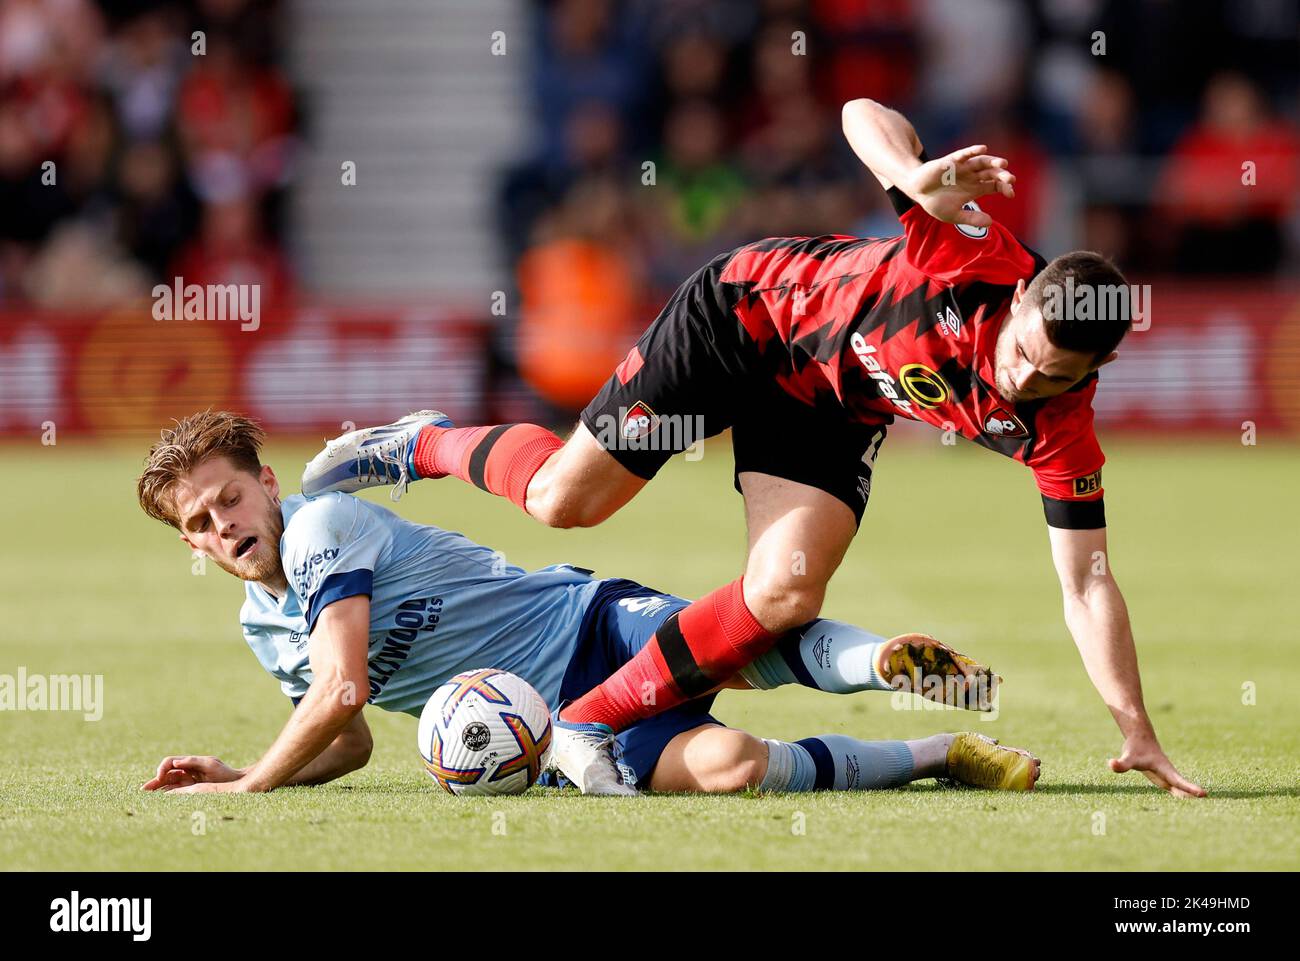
[841,98,1017,228]
[142,711,372,791]
[1048,525,1206,797]
[150,595,374,794]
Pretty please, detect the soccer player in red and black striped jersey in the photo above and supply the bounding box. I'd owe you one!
[304,99,1204,799]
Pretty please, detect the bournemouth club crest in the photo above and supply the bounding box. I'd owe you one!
[983,407,1028,438]
[621,401,659,440]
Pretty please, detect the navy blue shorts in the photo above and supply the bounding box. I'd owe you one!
[548,578,723,788]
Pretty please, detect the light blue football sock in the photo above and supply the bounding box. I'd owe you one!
[760,735,915,791]
[740,619,890,694]
[760,738,818,791]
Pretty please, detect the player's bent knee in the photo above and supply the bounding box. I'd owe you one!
[528,494,583,529]
[526,453,640,528]
[715,736,768,793]
[698,730,768,794]
[526,478,599,529]
[534,493,617,529]
[652,726,768,793]
[742,578,826,634]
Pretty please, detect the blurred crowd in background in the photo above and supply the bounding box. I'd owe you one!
[0,0,296,309]
[506,0,1298,293]
[1,0,1297,416]
[505,0,1298,409]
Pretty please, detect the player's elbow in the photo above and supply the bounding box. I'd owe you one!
[842,97,880,117]
[1059,569,1117,608]
[341,731,373,772]
[339,696,368,720]
[841,98,871,130]
[841,97,901,130]
[316,677,369,719]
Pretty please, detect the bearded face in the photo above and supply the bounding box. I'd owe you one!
[171,457,288,593]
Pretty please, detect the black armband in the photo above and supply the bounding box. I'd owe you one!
[887,186,914,217]
[886,149,930,217]
[1042,495,1106,530]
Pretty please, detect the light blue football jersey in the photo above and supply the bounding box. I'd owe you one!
[239,492,604,715]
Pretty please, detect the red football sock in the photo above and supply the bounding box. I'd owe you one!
[561,578,778,731]
[412,423,563,512]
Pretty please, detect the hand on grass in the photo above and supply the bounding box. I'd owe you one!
[1109,736,1206,798]
[142,755,243,792]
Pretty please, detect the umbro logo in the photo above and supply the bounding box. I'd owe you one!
[937,305,962,337]
[812,633,832,669]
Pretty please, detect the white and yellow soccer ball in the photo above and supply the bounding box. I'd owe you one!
[417,669,553,796]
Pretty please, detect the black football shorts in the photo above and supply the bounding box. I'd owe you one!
[578,251,887,524]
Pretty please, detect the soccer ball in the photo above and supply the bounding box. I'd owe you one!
[417,669,553,796]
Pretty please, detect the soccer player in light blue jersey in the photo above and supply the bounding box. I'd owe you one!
[137,411,1040,796]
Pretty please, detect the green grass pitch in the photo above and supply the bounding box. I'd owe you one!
[1,431,1297,871]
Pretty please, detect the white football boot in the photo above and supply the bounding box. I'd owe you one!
[301,410,452,501]
[550,719,639,796]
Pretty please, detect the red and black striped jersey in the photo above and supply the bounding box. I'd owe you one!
[718,190,1106,526]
